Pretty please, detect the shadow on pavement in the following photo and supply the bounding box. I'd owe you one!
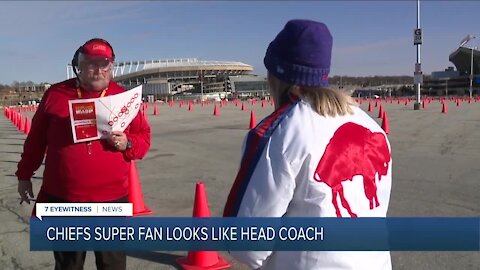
[127,251,183,269]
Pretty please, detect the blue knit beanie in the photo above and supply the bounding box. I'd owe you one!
[264,19,332,87]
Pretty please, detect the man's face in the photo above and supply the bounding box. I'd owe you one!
[78,58,113,91]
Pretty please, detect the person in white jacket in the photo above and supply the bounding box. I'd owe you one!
[223,19,392,270]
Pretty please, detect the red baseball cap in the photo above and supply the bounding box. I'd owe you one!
[82,39,114,60]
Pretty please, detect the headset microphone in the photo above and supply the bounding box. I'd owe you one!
[71,38,115,77]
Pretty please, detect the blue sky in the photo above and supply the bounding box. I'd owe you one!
[0,1,478,84]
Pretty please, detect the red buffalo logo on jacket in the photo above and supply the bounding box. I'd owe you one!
[314,122,390,217]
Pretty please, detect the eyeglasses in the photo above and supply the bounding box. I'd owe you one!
[80,59,113,72]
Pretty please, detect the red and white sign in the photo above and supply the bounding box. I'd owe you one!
[71,101,98,142]
[69,85,143,143]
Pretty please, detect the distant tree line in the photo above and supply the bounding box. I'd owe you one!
[4,76,420,90]
[0,84,13,90]
[0,81,53,92]
[0,81,51,106]
[329,75,415,87]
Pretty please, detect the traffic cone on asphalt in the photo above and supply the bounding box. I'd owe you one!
[213,104,219,116]
[241,103,246,111]
[24,116,31,135]
[367,101,372,112]
[13,111,17,127]
[128,161,152,216]
[381,112,390,135]
[153,105,159,116]
[442,102,448,114]
[249,110,256,129]
[176,183,231,270]
[16,112,21,128]
[377,104,384,118]
[18,114,24,132]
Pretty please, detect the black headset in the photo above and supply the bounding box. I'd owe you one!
[71,38,115,77]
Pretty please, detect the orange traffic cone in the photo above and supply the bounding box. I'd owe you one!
[24,116,31,135]
[381,112,390,135]
[442,102,448,114]
[18,114,24,132]
[377,104,384,118]
[188,102,193,111]
[367,101,372,112]
[422,100,427,109]
[176,183,231,270]
[128,161,152,216]
[213,104,219,116]
[153,105,159,116]
[249,110,256,129]
[241,103,246,111]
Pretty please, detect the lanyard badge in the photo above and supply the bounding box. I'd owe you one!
[76,87,108,155]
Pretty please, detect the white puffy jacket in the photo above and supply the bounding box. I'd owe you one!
[224,97,392,270]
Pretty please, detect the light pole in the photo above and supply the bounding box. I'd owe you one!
[199,62,204,101]
[469,46,477,98]
[445,79,448,98]
[459,35,476,98]
[413,0,423,110]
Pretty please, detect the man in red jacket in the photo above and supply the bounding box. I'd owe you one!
[16,38,151,270]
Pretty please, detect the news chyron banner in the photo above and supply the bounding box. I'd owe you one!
[30,206,479,251]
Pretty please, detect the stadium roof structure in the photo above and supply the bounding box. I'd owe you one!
[449,47,480,75]
[67,58,253,84]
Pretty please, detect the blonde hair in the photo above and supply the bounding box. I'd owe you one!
[271,75,356,117]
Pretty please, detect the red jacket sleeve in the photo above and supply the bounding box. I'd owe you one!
[15,92,50,181]
[124,111,151,160]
